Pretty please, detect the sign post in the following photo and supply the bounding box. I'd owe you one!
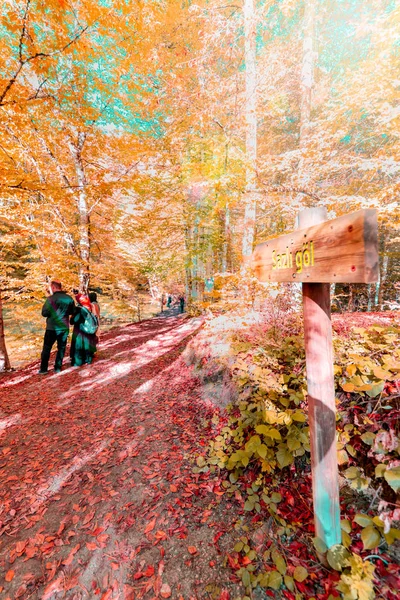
[252,208,379,548]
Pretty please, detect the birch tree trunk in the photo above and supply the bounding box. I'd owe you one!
[378,254,389,308]
[184,225,192,302]
[0,289,11,372]
[242,0,257,261]
[69,132,90,292]
[297,0,316,203]
[222,204,231,273]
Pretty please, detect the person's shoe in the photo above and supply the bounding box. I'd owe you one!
[38,370,48,374]
[54,368,61,373]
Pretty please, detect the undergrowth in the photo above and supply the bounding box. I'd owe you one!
[194,293,400,599]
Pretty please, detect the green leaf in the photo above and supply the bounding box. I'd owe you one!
[354,514,374,527]
[312,537,328,554]
[255,424,271,435]
[384,466,400,492]
[346,444,357,457]
[268,428,282,441]
[242,569,251,587]
[287,436,301,452]
[341,530,351,548]
[293,566,308,582]
[375,464,387,478]
[372,516,384,528]
[244,499,255,511]
[271,550,286,575]
[340,519,351,533]
[257,444,268,459]
[344,466,359,480]
[383,528,400,545]
[291,411,306,422]
[326,544,351,571]
[361,525,381,550]
[234,541,244,552]
[229,472,238,484]
[337,449,349,465]
[360,432,376,445]
[270,492,282,503]
[245,435,261,452]
[276,446,294,468]
[284,575,295,591]
[366,381,385,398]
[241,455,249,468]
[267,570,282,590]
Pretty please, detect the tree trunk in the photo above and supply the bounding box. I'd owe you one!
[0,289,11,372]
[184,226,192,302]
[222,204,231,273]
[296,0,316,206]
[242,0,257,261]
[69,132,90,292]
[136,293,141,322]
[378,254,389,308]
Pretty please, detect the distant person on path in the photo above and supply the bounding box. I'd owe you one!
[70,294,98,367]
[39,280,75,374]
[89,292,100,350]
[167,294,172,308]
[179,294,185,313]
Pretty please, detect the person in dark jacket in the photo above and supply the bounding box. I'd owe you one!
[89,292,100,350]
[70,294,97,367]
[39,280,75,374]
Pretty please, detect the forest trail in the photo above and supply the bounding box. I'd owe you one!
[0,315,242,600]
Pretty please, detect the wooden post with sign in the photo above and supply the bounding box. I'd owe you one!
[251,208,379,549]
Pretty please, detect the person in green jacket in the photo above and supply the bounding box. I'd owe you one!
[39,280,75,374]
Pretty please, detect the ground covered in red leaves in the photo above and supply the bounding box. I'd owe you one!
[1,312,399,600]
[0,314,245,600]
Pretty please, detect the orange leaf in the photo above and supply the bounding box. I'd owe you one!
[86,542,98,551]
[170,484,177,492]
[5,570,14,582]
[2,447,11,455]
[62,543,80,566]
[16,541,27,553]
[144,519,156,534]
[188,546,197,555]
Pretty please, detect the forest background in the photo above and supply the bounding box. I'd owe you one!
[1,0,400,371]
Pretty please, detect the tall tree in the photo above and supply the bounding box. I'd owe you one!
[242,0,258,261]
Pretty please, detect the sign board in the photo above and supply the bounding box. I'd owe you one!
[252,207,380,550]
[252,209,379,284]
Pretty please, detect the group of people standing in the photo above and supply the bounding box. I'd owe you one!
[163,293,185,313]
[39,280,100,374]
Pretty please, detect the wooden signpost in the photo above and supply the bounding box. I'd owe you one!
[252,208,379,549]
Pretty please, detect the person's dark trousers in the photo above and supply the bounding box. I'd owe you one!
[40,329,69,372]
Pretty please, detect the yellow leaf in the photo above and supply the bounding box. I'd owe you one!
[361,525,381,550]
[293,566,308,582]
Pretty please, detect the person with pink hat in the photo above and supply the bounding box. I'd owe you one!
[70,293,98,367]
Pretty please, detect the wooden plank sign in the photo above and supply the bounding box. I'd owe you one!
[251,207,379,550]
[252,209,379,284]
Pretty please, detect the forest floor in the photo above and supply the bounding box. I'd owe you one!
[0,310,250,600]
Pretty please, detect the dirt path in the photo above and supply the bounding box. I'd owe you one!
[0,315,242,600]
